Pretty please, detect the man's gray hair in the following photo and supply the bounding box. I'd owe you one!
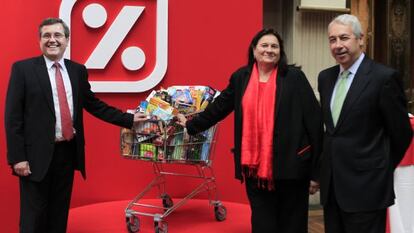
[328,14,363,39]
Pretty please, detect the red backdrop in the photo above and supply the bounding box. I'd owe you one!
[0,1,262,232]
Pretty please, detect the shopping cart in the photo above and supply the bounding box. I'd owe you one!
[120,115,226,233]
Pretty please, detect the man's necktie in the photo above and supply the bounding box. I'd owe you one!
[53,62,74,140]
[332,70,350,126]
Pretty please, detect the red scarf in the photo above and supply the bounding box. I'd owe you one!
[241,64,277,189]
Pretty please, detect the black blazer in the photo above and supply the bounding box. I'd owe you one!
[318,56,413,212]
[5,56,133,182]
[186,65,322,182]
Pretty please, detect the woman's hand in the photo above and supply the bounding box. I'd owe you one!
[175,114,187,127]
[309,180,320,195]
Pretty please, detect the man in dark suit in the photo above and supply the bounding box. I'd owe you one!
[318,14,412,233]
[5,18,147,233]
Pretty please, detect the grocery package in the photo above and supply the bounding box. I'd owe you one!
[121,86,220,163]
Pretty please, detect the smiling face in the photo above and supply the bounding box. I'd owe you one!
[328,22,363,69]
[39,23,69,61]
[253,34,280,66]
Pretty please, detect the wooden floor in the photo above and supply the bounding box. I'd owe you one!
[309,209,324,233]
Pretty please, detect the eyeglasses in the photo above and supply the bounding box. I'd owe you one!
[41,33,66,40]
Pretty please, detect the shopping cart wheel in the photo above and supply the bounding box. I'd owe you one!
[126,215,140,233]
[161,193,173,209]
[214,205,227,221]
[154,221,168,233]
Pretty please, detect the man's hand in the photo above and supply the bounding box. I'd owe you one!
[133,112,148,125]
[309,180,320,195]
[175,114,187,127]
[13,161,31,176]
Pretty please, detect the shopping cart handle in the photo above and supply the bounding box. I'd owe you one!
[183,110,204,117]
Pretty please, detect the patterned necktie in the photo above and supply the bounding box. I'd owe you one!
[53,62,74,140]
[332,70,350,126]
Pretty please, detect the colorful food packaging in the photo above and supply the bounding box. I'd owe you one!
[122,86,219,162]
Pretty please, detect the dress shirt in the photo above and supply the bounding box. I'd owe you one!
[330,53,365,110]
[44,56,74,141]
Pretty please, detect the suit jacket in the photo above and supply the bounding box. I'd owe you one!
[5,56,133,182]
[318,56,413,212]
[186,65,322,181]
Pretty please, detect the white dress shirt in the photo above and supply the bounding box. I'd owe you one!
[44,56,74,141]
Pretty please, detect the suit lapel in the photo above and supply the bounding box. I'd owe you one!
[34,56,55,115]
[240,67,251,96]
[64,59,79,121]
[275,70,283,118]
[335,57,373,129]
[323,66,340,131]
[236,68,251,121]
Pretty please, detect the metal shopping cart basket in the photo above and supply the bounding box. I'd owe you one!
[120,115,226,233]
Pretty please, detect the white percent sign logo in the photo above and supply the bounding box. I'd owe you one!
[59,0,169,93]
[83,3,145,71]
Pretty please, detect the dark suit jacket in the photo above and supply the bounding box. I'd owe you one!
[318,56,413,212]
[5,56,133,182]
[186,65,322,182]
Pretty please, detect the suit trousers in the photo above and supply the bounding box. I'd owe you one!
[245,178,310,233]
[324,182,386,233]
[19,140,76,233]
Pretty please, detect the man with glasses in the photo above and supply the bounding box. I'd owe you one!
[5,18,147,233]
[317,14,412,233]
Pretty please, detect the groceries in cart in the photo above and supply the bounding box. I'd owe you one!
[121,86,220,163]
